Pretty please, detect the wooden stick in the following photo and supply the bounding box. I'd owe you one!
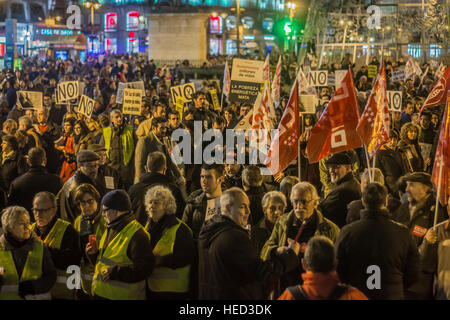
[434,156,444,227]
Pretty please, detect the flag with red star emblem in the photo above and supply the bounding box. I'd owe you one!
[265,71,300,176]
[432,95,450,206]
[306,69,361,163]
[357,61,390,158]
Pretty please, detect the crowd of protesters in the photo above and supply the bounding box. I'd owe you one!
[0,52,448,300]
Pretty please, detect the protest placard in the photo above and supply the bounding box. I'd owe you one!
[56,81,79,103]
[229,58,264,104]
[17,91,43,109]
[116,81,145,104]
[170,83,196,104]
[300,95,318,114]
[210,89,221,111]
[122,88,142,116]
[307,70,328,87]
[77,95,95,118]
[387,91,402,112]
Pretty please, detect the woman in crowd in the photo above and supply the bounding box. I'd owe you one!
[0,206,56,299]
[1,135,27,186]
[397,122,424,173]
[251,191,287,257]
[144,185,195,300]
[74,120,93,154]
[57,118,76,183]
[73,183,106,299]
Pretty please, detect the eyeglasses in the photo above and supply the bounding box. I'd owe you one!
[78,199,96,206]
[291,199,315,206]
[32,207,55,214]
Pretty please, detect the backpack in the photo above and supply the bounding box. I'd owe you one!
[287,283,349,300]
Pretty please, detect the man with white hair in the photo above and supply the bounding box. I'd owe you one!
[198,187,298,299]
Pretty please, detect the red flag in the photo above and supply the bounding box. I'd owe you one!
[271,56,282,107]
[306,69,361,163]
[223,60,231,97]
[357,62,390,158]
[265,74,300,176]
[420,66,450,113]
[432,95,450,206]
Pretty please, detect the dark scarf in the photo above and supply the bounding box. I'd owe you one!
[5,231,30,248]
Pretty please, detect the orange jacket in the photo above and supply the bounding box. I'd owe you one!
[278,271,368,300]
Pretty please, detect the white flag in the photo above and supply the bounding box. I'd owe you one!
[223,60,231,97]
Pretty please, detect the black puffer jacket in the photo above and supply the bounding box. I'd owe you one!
[336,209,420,300]
[182,191,209,240]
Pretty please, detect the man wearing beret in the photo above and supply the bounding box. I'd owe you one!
[318,152,361,228]
[57,150,108,223]
[87,190,155,300]
[393,172,448,299]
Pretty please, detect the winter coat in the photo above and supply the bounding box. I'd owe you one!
[128,172,186,226]
[336,209,420,300]
[250,218,273,258]
[145,214,195,300]
[345,196,401,225]
[245,186,265,226]
[8,166,63,215]
[319,172,361,228]
[198,214,298,300]
[375,146,405,195]
[0,234,57,297]
[57,170,108,224]
[134,131,181,185]
[0,151,28,187]
[182,191,210,240]
[419,219,450,300]
[35,122,62,174]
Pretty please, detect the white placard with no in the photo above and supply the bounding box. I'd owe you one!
[387,91,402,112]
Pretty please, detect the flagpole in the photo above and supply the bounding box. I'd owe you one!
[434,157,444,227]
[363,144,373,182]
[220,89,224,111]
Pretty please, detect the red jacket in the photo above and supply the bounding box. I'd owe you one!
[278,271,368,300]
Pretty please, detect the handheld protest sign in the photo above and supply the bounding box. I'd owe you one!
[77,95,95,118]
[170,83,196,104]
[116,81,145,104]
[122,88,142,116]
[55,81,79,104]
[210,89,221,111]
[175,96,185,121]
[17,91,43,109]
[368,65,378,78]
[229,58,264,104]
[307,70,328,87]
[299,95,318,114]
[387,91,402,112]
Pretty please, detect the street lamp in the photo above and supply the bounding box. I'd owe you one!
[84,0,102,54]
[84,0,102,26]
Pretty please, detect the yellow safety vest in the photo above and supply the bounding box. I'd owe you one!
[91,220,147,300]
[145,218,191,293]
[103,125,134,166]
[32,218,74,299]
[73,214,107,295]
[0,239,44,300]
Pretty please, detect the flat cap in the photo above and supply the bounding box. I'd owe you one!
[403,172,433,189]
[76,150,100,164]
[87,144,107,153]
[325,152,352,166]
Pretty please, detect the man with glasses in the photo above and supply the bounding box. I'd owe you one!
[261,182,340,299]
[319,152,361,228]
[57,150,107,223]
[32,192,81,299]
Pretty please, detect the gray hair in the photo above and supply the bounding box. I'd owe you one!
[1,206,30,234]
[109,109,122,118]
[304,236,336,273]
[291,181,320,201]
[261,191,287,211]
[280,176,300,201]
[36,106,49,116]
[18,116,32,129]
[220,187,246,215]
[144,185,176,216]
[242,165,263,187]
[361,168,384,185]
[33,191,57,209]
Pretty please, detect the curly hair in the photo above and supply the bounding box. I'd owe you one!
[144,185,177,216]
[400,122,422,143]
